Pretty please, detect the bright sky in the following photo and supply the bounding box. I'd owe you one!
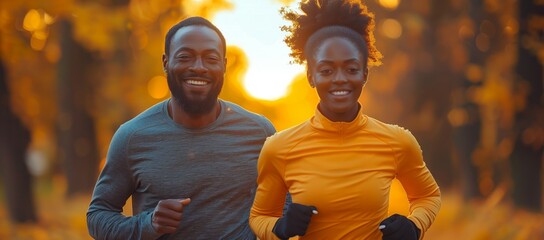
[212,0,304,101]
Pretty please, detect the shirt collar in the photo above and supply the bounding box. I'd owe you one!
[310,104,368,133]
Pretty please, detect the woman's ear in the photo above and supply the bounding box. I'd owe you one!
[307,72,315,88]
[363,68,369,85]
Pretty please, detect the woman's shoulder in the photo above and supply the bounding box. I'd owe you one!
[264,120,313,148]
[365,116,416,143]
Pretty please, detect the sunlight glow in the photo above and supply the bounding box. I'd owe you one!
[148,76,169,99]
[382,18,402,39]
[23,9,54,51]
[213,0,304,101]
[378,0,400,10]
[23,9,43,32]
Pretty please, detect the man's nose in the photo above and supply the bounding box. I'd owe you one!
[189,57,207,74]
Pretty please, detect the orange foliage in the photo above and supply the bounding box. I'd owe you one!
[1,0,543,239]
[2,186,544,239]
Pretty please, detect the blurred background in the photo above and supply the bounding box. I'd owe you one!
[0,0,543,239]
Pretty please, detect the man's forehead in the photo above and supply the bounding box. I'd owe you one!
[171,25,222,49]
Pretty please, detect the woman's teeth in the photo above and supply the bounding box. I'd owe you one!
[331,90,349,96]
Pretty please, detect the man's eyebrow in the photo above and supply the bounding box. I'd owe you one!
[173,47,221,55]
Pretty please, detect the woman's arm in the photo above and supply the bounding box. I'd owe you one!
[249,138,289,240]
[395,128,441,239]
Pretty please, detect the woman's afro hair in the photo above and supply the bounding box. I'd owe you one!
[281,0,382,66]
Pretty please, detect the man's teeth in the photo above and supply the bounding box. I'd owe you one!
[331,90,349,96]
[186,80,208,86]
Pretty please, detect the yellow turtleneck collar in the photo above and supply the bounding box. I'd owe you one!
[310,104,368,133]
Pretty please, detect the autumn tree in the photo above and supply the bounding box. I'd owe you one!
[510,0,544,211]
[0,60,37,223]
[55,18,102,196]
[444,0,518,201]
[55,0,135,196]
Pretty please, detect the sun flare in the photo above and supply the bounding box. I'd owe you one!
[213,0,304,101]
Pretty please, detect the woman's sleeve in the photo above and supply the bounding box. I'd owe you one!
[395,128,441,240]
[249,137,288,240]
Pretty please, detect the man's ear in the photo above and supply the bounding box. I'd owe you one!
[162,54,168,73]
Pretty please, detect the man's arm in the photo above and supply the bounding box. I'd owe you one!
[86,125,162,240]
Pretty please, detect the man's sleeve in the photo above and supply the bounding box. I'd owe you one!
[261,115,276,137]
[395,127,441,240]
[249,138,286,240]
[86,125,162,240]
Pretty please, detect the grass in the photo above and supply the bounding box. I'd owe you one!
[0,178,543,239]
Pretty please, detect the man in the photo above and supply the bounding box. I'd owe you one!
[87,16,275,239]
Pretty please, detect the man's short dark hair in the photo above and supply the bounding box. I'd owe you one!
[164,16,227,57]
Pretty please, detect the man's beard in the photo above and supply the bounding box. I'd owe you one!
[167,74,223,115]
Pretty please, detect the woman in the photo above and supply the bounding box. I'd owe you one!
[249,0,441,239]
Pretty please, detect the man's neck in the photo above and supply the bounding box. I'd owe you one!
[168,99,221,129]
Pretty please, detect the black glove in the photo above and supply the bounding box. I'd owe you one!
[379,214,421,240]
[272,203,317,239]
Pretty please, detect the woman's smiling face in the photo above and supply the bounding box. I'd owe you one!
[308,37,368,122]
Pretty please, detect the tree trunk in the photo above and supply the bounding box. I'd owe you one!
[510,0,544,211]
[56,0,132,196]
[0,60,37,223]
[450,0,487,200]
[56,19,100,196]
[452,103,482,200]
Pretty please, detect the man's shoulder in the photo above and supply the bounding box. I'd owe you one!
[221,100,274,132]
[118,100,167,133]
[222,100,267,121]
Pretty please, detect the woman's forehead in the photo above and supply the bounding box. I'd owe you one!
[313,37,363,62]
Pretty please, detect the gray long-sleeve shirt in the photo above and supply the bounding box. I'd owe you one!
[87,99,275,239]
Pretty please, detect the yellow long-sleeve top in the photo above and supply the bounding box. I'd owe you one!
[250,107,441,239]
